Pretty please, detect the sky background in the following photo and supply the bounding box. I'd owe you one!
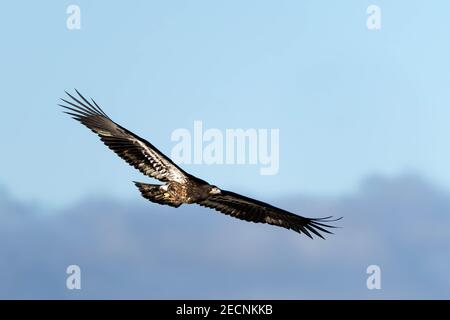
[0,1,449,299]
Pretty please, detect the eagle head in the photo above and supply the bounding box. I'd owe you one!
[209,186,221,195]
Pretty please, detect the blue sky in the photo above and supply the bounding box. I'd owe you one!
[0,1,450,300]
[1,1,449,207]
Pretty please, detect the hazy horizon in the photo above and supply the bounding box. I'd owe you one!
[1,172,449,299]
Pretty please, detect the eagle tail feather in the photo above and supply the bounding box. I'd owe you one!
[133,182,182,208]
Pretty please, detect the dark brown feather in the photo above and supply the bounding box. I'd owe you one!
[60,90,188,183]
[198,190,341,239]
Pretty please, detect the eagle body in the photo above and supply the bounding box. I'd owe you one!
[60,90,341,239]
[134,177,215,208]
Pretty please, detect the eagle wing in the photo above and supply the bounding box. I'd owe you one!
[198,190,340,238]
[60,90,188,183]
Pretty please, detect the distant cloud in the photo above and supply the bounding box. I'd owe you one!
[0,173,449,299]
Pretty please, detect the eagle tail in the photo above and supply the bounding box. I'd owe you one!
[133,182,182,208]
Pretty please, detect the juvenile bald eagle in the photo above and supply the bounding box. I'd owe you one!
[60,90,341,238]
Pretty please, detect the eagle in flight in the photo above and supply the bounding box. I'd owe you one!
[60,90,341,239]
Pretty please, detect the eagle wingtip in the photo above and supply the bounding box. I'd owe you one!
[300,215,342,239]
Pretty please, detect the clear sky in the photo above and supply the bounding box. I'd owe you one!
[1,1,449,207]
[1,1,450,300]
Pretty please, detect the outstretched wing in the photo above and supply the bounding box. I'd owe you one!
[198,190,341,238]
[59,90,188,183]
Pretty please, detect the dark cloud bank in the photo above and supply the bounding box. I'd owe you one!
[0,174,449,299]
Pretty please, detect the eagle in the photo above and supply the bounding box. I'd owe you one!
[60,90,341,239]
